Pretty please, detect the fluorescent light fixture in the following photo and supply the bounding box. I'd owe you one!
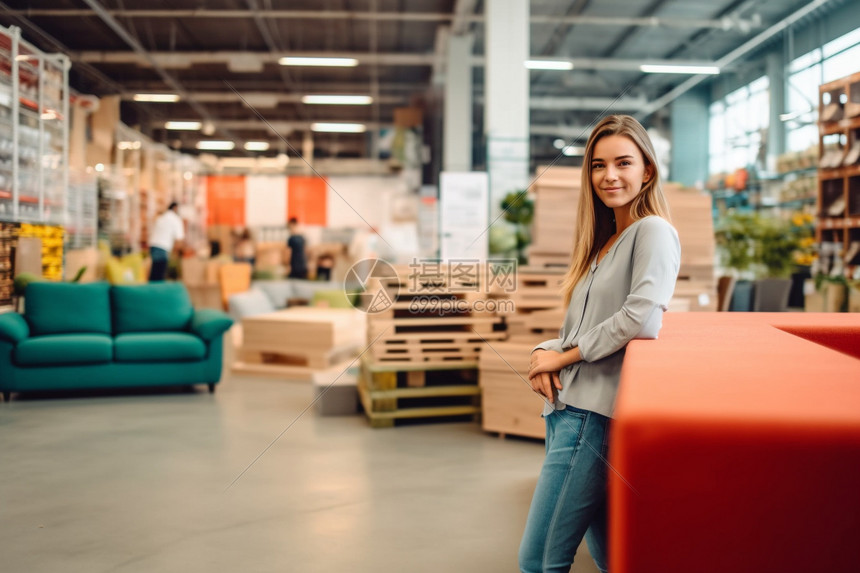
[134,93,180,102]
[562,145,585,157]
[553,138,567,150]
[301,94,373,105]
[525,59,574,71]
[244,141,270,151]
[639,64,720,75]
[311,122,367,133]
[196,140,235,151]
[279,57,359,67]
[164,121,202,130]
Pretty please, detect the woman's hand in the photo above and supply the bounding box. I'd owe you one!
[529,350,563,402]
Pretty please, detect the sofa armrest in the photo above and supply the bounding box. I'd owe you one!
[190,309,234,341]
[0,312,29,344]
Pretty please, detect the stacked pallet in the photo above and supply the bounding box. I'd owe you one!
[528,165,581,269]
[505,267,565,336]
[359,263,507,426]
[664,185,717,311]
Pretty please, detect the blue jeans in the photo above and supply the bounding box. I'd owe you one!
[148,247,168,282]
[519,405,611,573]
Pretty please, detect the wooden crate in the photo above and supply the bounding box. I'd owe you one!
[479,340,546,439]
[513,267,565,310]
[359,361,481,428]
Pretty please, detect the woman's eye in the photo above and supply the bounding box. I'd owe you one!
[619,161,632,167]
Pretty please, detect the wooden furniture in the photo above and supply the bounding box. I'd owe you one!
[234,307,365,380]
[611,313,860,572]
[217,262,252,310]
[817,70,860,275]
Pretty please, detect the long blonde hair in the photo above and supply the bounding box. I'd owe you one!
[559,115,671,305]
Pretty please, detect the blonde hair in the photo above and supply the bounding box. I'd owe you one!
[559,115,671,305]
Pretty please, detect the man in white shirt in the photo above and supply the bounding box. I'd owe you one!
[148,201,185,281]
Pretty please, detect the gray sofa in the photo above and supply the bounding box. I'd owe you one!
[227,279,346,320]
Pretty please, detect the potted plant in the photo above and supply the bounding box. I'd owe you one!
[715,212,757,310]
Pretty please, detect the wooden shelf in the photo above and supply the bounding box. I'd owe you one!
[817,70,860,270]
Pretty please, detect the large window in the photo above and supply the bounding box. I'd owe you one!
[784,28,860,152]
[709,76,769,175]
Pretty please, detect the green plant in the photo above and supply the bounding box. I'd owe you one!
[70,266,87,282]
[714,212,757,276]
[715,211,810,279]
[499,191,535,264]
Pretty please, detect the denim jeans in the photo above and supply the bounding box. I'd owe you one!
[519,405,611,573]
[148,247,168,282]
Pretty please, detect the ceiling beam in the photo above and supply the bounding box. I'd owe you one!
[78,0,234,140]
[10,9,763,31]
[634,0,835,120]
[78,50,721,72]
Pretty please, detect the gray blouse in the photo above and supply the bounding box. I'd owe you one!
[534,215,681,418]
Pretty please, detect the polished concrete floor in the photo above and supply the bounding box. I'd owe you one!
[0,343,601,573]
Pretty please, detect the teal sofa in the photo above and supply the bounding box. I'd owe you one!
[0,281,233,402]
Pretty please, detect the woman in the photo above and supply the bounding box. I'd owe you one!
[519,115,681,573]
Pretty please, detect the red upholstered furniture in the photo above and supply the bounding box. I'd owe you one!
[611,313,860,573]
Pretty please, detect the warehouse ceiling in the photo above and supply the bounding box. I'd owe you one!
[0,0,846,164]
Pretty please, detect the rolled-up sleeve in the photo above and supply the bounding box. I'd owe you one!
[577,218,680,362]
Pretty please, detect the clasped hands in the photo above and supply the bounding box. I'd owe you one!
[528,349,564,403]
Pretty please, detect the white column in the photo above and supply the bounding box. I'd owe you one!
[484,0,530,218]
[443,32,473,173]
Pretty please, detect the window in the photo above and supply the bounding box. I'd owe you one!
[708,76,769,175]
[784,28,860,152]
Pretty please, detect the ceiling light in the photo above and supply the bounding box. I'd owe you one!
[196,140,235,151]
[639,64,720,75]
[244,141,270,151]
[133,93,180,102]
[301,95,373,105]
[525,60,574,71]
[279,57,359,67]
[311,122,367,133]
[562,145,585,157]
[553,138,566,150]
[165,121,202,130]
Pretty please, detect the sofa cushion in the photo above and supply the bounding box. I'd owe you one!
[112,283,194,334]
[114,333,206,362]
[253,280,295,308]
[15,334,113,366]
[25,282,112,336]
[228,288,276,320]
[291,279,340,301]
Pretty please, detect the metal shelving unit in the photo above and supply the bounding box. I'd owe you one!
[0,24,70,225]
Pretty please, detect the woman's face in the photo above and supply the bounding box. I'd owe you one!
[590,134,652,210]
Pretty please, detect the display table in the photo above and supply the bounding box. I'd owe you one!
[234,307,366,380]
[611,313,860,573]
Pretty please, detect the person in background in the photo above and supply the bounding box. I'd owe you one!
[234,228,255,267]
[287,218,308,279]
[315,253,335,281]
[519,115,681,573]
[148,201,184,282]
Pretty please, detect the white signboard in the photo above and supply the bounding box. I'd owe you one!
[439,171,489,261]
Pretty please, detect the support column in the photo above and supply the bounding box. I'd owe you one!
[766,51,786,168]
[443,32,473,173]
[484,0,529,217]
[670,88,710,188]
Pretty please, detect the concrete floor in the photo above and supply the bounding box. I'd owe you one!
[0,345,601,573]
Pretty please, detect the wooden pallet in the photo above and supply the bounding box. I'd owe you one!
[232,357,358,382]
[359,361,482,428]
